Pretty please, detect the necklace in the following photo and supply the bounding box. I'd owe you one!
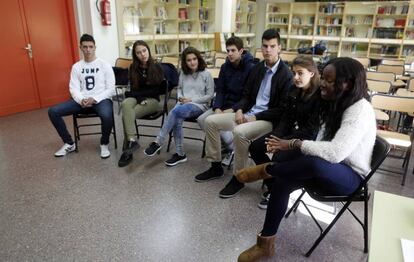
[191,72,199,79]
[139,67,147,78]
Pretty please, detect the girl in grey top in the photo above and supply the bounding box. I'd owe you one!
[144,47,214,166]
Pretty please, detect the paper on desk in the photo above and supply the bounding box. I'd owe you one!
[401,238,414,262]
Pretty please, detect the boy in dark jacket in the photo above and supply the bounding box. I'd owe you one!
[197,36,255,158]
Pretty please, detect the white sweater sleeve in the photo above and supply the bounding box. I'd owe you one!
[93,62,115,103]
[69,64,84,104]
[301,100,372,163]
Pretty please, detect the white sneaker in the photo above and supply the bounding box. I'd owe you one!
[54,143,76,157]
[222,151,234,166]
[100,144,110,159]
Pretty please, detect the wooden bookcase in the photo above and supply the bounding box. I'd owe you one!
[116,0,215,59]
[234,0,257,51]
[265,1,414,60]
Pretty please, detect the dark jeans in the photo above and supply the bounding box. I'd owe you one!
[48,99,113,145]
[249,133,302,189]
[261,154,362,236]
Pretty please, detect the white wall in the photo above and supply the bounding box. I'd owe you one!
[73,0,119,65]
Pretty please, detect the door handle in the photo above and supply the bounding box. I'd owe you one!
[24,43,33,59]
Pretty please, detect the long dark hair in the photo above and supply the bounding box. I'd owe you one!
[321,57,369,140]
[130,40,163,89]
[180,47,206,75]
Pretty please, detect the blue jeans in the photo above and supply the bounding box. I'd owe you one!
[48,99,113,145]
[156,103,203,156]
[261,155,362,236]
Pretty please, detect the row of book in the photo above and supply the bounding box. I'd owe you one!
[316,26,340,37]
[318,17,342,25]
[267,16,288,24]
[291,17,314,25]
[377,5,409,15]
[346,16,373,25]
[155,43,170,55]
[319,4,344,14]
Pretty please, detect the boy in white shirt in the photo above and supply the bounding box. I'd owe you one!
[48,34,115,158]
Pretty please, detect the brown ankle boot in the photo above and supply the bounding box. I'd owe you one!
[238,234,276,262]
[236,163,272,183]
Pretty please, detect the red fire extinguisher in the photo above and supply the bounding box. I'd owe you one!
[100,0,111,26]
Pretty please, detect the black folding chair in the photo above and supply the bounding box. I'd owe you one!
[72,106,118,151]
[284,136,391,257]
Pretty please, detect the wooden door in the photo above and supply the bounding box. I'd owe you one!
[0,0,78,117]
[0,1,40,116]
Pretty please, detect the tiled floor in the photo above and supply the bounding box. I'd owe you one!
[1,107,413,262]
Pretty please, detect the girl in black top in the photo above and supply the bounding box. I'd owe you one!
[118,40,164,167]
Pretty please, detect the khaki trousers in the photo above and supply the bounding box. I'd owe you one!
[204,113,272,174]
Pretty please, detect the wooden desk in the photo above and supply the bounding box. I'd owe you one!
[369,191,414,262]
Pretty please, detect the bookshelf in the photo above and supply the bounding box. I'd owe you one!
[234,0,257,51]
[116,0,216,59]
[265,1,414,60]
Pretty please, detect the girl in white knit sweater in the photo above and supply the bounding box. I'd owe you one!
[235,57,377,262]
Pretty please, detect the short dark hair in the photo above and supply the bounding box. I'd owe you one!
[180,47,207,75]
[80,34,95,45]
[226,36,244,50]
[262,29,280,45]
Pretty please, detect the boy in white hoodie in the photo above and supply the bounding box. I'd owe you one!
[48,34,115,159]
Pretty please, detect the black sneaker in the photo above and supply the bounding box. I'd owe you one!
[258,192,270,210]
[165,153,187,166]
[144,142,162,156]
[124,140,140,154]
[194,167,224,182]
[219,176,245,198]
[118,152,133,167]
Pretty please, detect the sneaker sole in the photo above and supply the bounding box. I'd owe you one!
[219,186,244,199]
[101,154,111,159]
[194,174,224,183]
[54,148,76,157]
[144,146,162,157]
[165,157,187,166]
[257,203,268,210]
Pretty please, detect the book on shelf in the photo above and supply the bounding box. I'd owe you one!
[155,6,167,19]
[199,9,209,20]
[179,0,190,4]
[155,43,170,55]
[247,4,255,13]
[247,14,254,24]
[199,0,208,8]
[200,22,208,33]
[268,6,279,13]
[179,40,190,52]
[378,5,409,15]
[179,22,192,33]
[319,4,343,14]
[179,8,188,20]
[155,21,166,34]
